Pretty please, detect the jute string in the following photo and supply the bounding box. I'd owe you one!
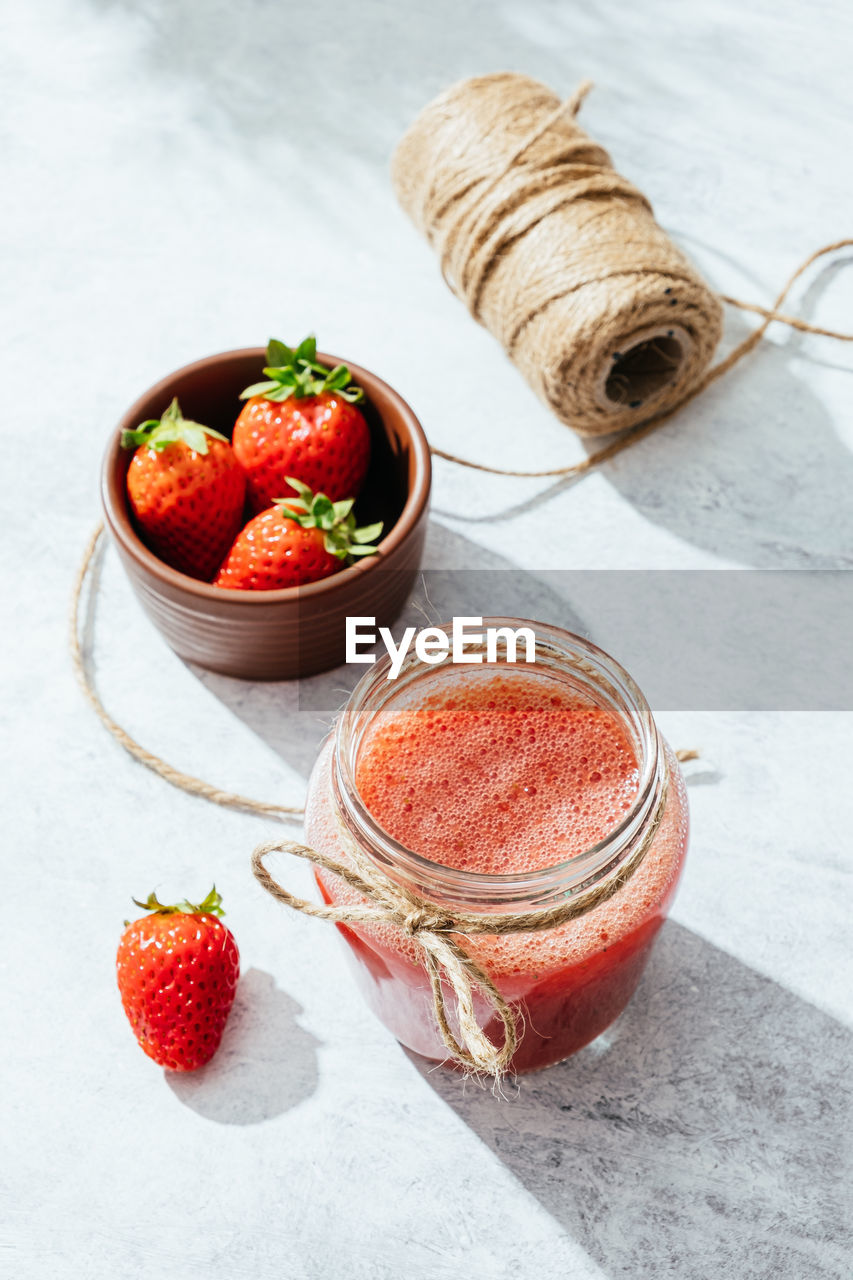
[251,768,669,1078]
[70,524,304,822]
[71,527,697,819]
[392,73,852,477]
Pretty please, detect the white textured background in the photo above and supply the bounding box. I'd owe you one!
[2,1,852,1277]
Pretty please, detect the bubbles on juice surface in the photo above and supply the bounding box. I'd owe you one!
[307,700,687,980]
[354,673,640,875]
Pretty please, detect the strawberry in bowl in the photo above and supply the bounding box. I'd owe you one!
[233,336,372,512]
[121,398,245,581]
[215,479,382,591]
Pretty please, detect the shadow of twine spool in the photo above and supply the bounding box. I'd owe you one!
[392,73,852,449]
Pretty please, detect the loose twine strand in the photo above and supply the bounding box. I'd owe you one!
[430,236,853,478]
[392,74,852,478]
[70,524,304,822]
[71,525,697,822]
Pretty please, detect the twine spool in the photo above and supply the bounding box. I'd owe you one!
[392,73,723,436]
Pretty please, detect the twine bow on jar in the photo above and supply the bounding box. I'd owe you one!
[251,836,519,1076]
[251,768,668,1079]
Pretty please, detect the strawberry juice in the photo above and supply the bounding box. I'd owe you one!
[305,636,688,1073]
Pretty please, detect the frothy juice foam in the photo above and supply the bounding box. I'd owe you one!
[305,669,688,1072]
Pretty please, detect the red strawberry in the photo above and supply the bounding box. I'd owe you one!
[116,887,240,1072]
[214,478,382,591]
[232,336,371,512]
[122,398,246,581]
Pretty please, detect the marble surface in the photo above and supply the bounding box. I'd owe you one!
[2,1,852,1276]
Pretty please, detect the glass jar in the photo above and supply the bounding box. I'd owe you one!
[304,620,688,1074]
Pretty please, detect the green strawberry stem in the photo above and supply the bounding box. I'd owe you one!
[240,336,365,404]
[131,886,225,918]
[277,478,382,561]
[120,398,228,456]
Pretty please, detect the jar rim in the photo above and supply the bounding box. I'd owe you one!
[332,618,664,910]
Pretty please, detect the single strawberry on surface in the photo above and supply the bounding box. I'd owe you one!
[233,336,371,512]
[122,398,246,581]
[214,478,382,591]
[116,887,240,1072]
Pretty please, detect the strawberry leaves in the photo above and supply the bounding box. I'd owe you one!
[121,398,228,456]
[240,336,365,404]
[131,886,226,918]
[276,477,382,561]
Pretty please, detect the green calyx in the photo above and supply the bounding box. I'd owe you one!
[240,336,365,405]
[276,478,382,561]
[131,886,225,918]
[120,398,228,456]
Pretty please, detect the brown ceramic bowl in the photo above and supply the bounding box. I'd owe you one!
[101,348,431,680]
